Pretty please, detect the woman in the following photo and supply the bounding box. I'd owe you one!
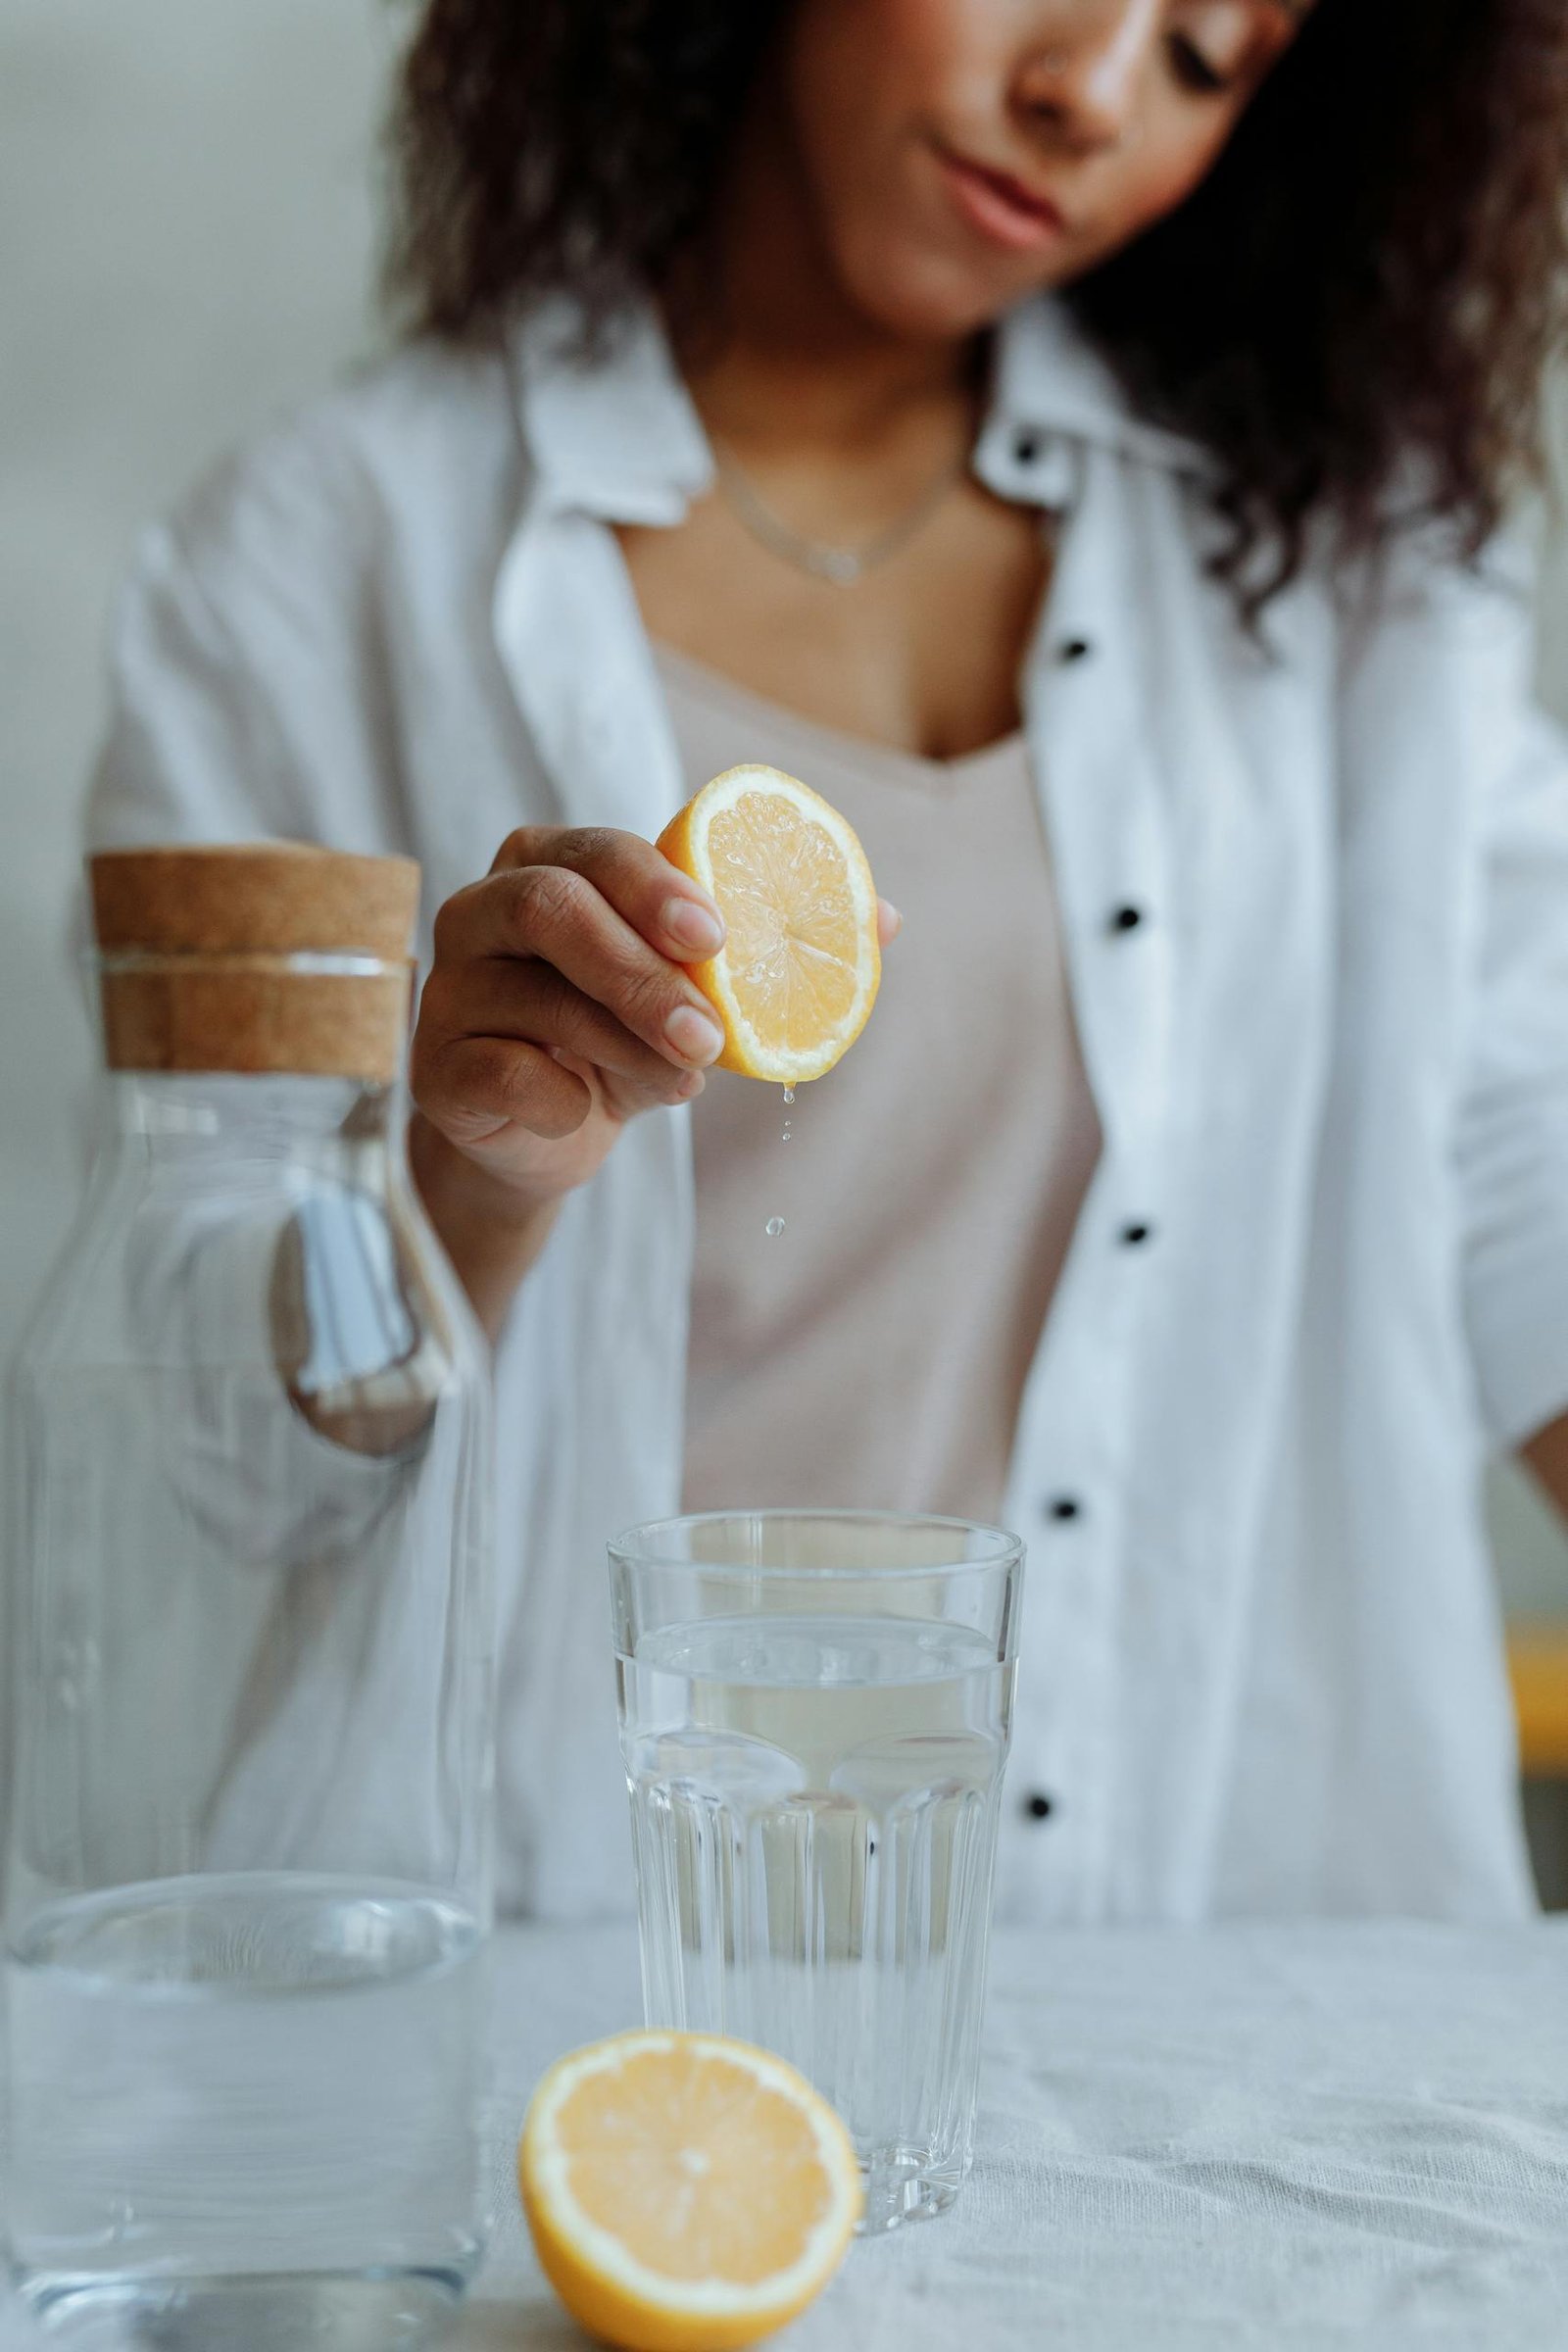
[90,0,1568,1921]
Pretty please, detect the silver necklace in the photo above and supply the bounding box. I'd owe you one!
[710,432,968,586]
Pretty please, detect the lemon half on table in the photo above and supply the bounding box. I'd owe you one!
[659,764,881,1085]
[520,2028,863,2352]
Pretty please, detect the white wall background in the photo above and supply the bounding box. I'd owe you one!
[2,0,1567,1615]
[1,0,390,1337]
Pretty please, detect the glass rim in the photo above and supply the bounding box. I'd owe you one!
[608,1506,1024,1580]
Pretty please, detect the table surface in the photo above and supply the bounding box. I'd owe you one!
[4,1919,1566,2350]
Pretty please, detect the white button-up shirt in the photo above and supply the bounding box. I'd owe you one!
[89,298,1568,1922]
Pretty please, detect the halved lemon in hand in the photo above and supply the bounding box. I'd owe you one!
[658,765,880,1083]
[519,2029,862,2352]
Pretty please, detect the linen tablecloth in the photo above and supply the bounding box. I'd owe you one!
[3,1922,1565,2349]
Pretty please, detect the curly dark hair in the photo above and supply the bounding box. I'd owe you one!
[387,0,1568,609]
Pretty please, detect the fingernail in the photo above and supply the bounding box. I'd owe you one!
[665,1004,724,1065]
[674,1069,706,1102]
[879,898,903,940]
[663,897,725,956]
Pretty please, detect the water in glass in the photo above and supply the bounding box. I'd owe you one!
[618,1601,1014,2230]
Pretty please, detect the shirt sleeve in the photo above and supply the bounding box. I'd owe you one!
[1446,541,1568,1448]
[75,447,442,1579]
[86,409,390,857]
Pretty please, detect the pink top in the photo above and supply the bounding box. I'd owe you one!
[658,643,1102,1523]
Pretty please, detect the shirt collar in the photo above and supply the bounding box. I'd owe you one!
[974,296,1208,503]
[508,297,713,525]
[508,290,1207,527]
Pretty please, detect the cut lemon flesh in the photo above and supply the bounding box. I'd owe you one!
[658,764,880,1083]
[519,2030,862,2352]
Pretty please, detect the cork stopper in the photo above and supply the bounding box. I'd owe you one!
[90,844,421,1082]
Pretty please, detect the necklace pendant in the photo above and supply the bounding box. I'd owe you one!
[711,428,964,587]
[812,547,861,587]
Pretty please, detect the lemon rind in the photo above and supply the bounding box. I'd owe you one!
[522,2029,862,2319]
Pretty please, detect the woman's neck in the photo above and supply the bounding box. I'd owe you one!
[675,82,977,460]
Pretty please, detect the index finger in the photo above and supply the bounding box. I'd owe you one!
[492,826,725,962]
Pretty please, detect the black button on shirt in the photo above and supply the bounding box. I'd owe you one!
[1109,904,1145,934]
[1119,1221,1153,1247]
[1024,1791,1054,1822]
[1058,637,1094,663]
[1013,429,1042,465]
[1046,1495,1082,1523]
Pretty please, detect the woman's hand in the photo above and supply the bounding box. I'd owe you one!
[408,824,899,1342]
[408,825,730,1336]
[412,824,729,1217]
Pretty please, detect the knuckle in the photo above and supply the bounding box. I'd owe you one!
[501,867,552,950]
[567,826,665,910]
[430,883,478,961]
[566,825,620,868]
[499,1047,557,1128]
[491,826,541,872]
[451,1037,534,1123]
[512,861,594,944]
[456,1039,587,1139]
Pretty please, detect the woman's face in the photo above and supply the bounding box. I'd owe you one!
[777,0,1311,338]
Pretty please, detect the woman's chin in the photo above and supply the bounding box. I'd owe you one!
[834,238,1040,344]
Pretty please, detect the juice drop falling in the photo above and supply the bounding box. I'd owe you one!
[773,1085,796,1218]
[765,1217,786,1239]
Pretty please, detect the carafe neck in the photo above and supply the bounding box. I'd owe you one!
[99,1071,404,1188]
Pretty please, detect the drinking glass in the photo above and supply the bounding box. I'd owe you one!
[610,1510,1022,2230]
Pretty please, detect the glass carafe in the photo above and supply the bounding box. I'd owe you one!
[4,847,494,2352]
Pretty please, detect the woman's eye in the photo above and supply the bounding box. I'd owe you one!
[1167,34,1231,96]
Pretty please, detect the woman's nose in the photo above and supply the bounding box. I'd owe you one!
[1013,0,1163,155]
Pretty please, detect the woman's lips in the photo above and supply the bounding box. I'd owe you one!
[935,147,1068,255]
